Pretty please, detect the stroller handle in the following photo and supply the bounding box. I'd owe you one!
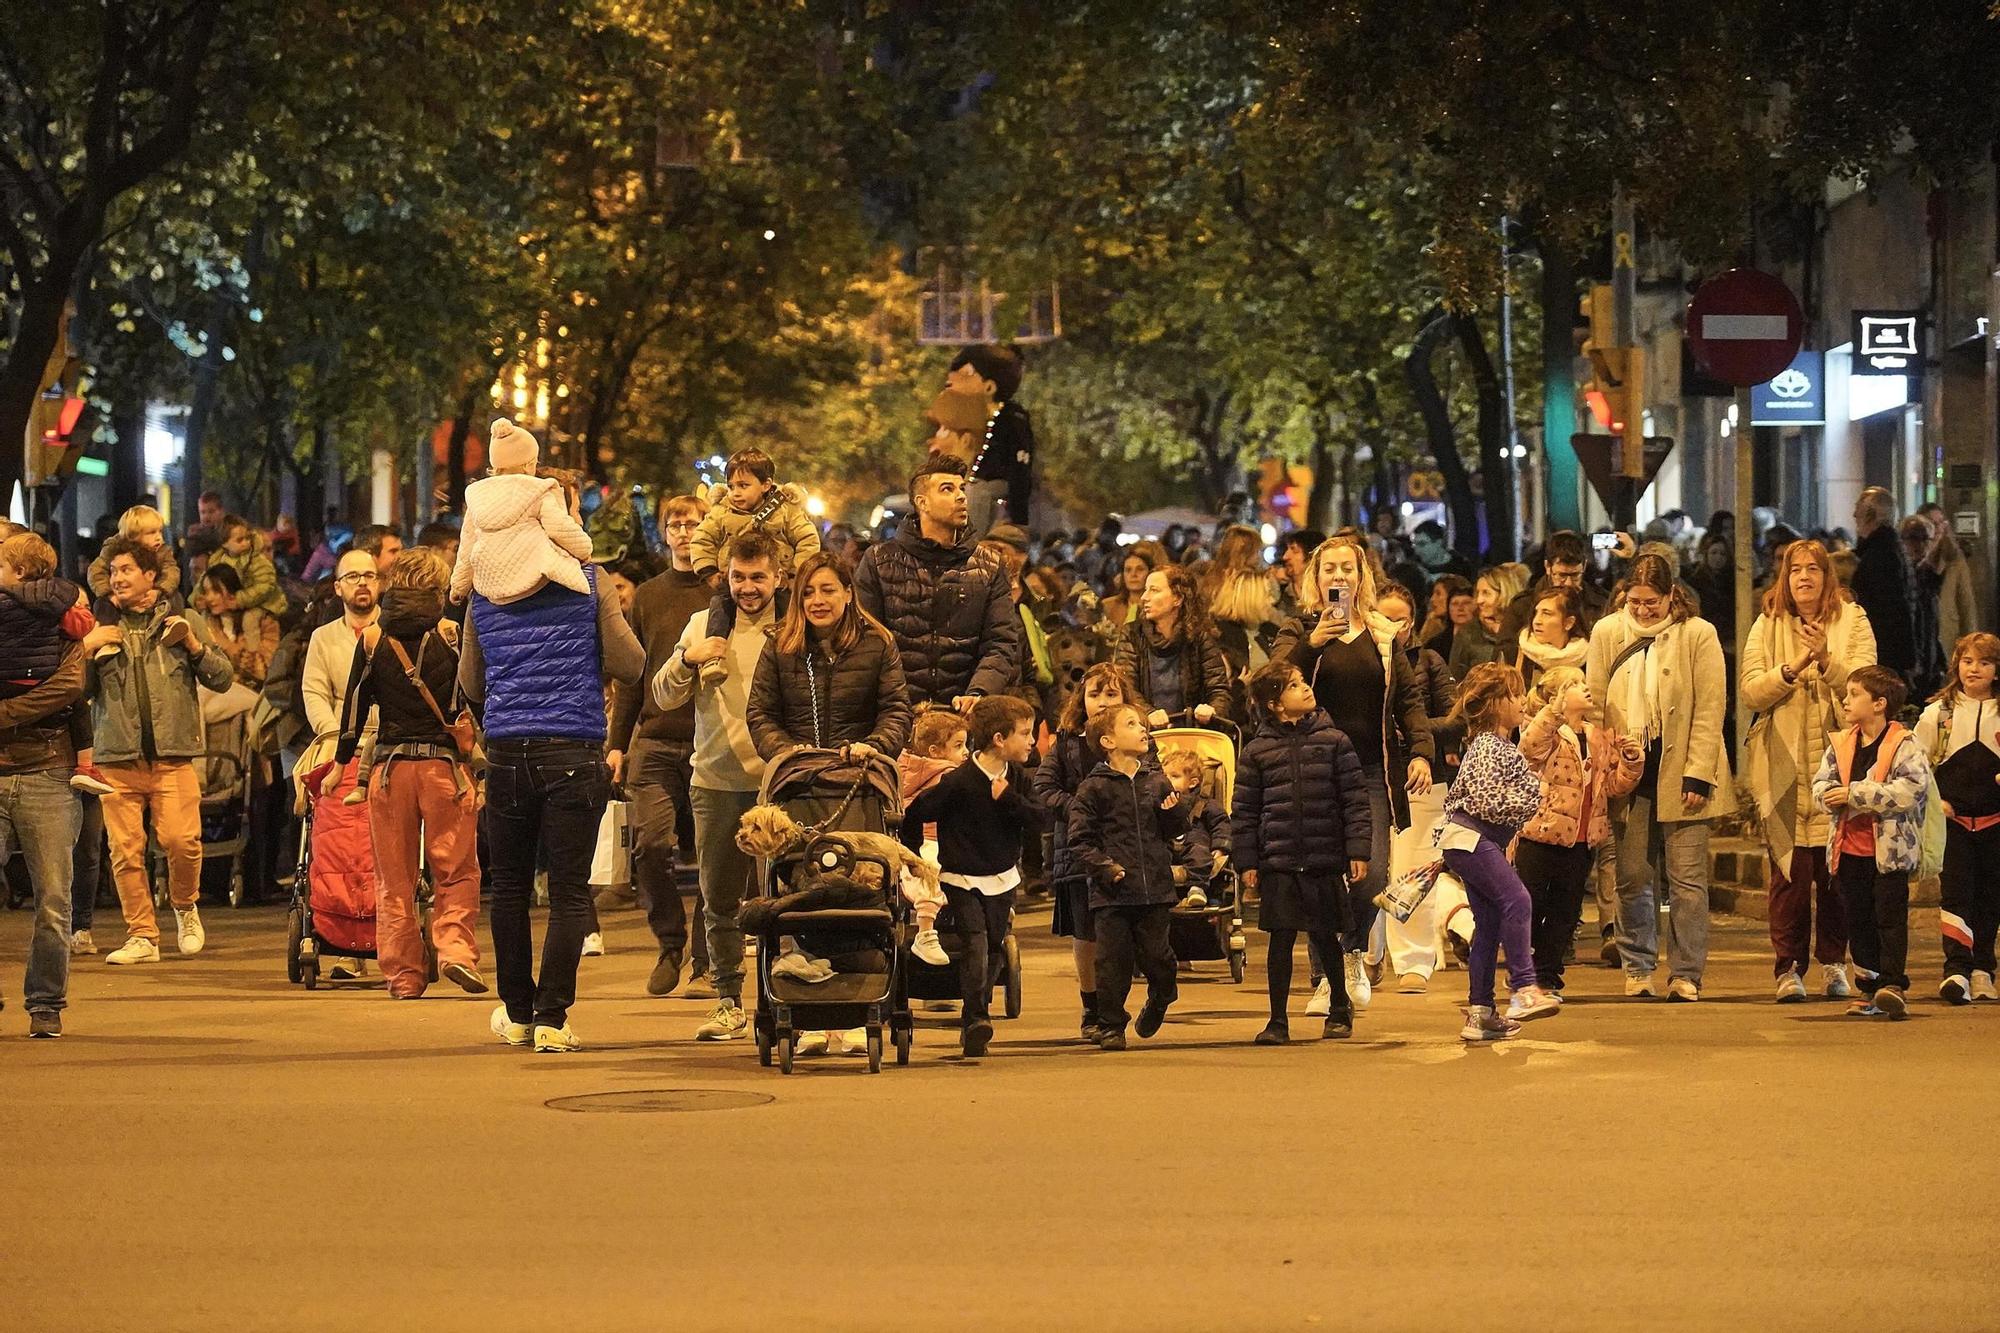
[1151,710,1241,745]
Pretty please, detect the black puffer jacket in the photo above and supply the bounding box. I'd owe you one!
[336,587,459,759]
[1068,762,1190,908]
[0,576,82,679]
[853,525,1020,706]
[1231,709,1372,874]
[1112,620,1234,720]
[746,630,912,760]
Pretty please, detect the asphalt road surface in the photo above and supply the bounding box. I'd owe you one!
[4,897,1996,1332]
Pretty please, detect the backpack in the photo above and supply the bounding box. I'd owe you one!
[1918,703,1952,881]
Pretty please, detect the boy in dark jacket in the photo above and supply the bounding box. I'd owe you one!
[903,694,1045,1057]
[1070,703,1190,1049]
[1234,662,1373,1043]
[0,532,109,795]
[1159,745,1230,910]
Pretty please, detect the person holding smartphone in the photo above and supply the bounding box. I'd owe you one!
[1270,534,1435,1015]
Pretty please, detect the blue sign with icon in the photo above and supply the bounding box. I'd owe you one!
[1751,349,1823,426]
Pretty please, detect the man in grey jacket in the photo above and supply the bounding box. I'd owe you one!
[86,537,236,966]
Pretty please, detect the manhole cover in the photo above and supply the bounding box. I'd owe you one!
[544,1089,775,1114]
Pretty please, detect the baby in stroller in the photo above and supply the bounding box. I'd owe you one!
[1159,746,1231,910]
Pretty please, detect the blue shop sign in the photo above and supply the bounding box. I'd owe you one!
[1751,349,1824,426]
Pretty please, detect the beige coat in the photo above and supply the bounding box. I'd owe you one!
[1585,610,1737,822]
[1738,601,1876,870]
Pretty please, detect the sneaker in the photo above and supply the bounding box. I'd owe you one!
[1322,1012,1353,1040]
[1822,962,1855,999]
[695,1000,749,1041]
[1365,957,1389,989]
[581,932,605,958]
[69,764,114,796]
[646,950,683,997]
[910,929,950,967]
[533,1023,583,1052]
[1081,1021,1113,1044]
[1345,954,1372,1012]
[795,1030,830,1057]
[1396,972,1428,994]
[698,658,729,687]
[1460,1004,1521,1042]
[1254,1021,1289,1045]
[682,967,718,1000]
[69,929,96,957]
[28,1009,60,1038]
[174,907,204,956]
[440,961,488,994]
[1505,986,1561,1022]
[1623,974,1655,998]
[1973,970,1999,1002]
[104,936,159,966]
[1305,978,1332,1018]
[1775,970,1807,1003]
[1941,974,1972,1006]
[489,1005,532,1046]
[1095,1028,1127,1050]
[1874,986,1908,1020]
[771,950,835,984]
[1176,888,1207,910]
[1666,978,1700,1003]
[329,958,366,980]
[1135,999,1168,1039]
[1846,998,1883,1017]
[962,1019,994,1057]
[835,1027,868,1056]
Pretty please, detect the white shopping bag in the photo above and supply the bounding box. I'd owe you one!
[588,800,632,887]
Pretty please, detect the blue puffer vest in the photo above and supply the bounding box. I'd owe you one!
[471,567,605,742]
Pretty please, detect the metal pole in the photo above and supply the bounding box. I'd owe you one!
[1734,384,1755,761]
[1500,215,1525,550]
[1611,191,1640,526]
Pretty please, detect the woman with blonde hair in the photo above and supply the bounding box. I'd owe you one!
[1448,564,1528,682]
[1740,538,1876,1003]
[1270,533,1434,1012]
[1586,552,1736,1002]
[1203,525,1281,689]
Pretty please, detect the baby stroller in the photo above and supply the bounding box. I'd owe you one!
[150,697,259,911]
[287,753,435,989]
[749,750,912,1075]
[1154,713,1248,984]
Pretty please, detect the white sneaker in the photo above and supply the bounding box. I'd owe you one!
[1305,978,1332,1018]
[836,1027,868,1056]
[175,907,205,956]
[1973,970,1999,1002]
[330,958,366,980]
[1623,975,1655,998]
[910,929,950,967]
[795,1030,830,1057]
[104,936,159,966]
[695,1000,749,1041]
[489,1005,532,1047]
[533,1024,582,1053]
[581,932,605,958]
[69,929,96,957]
[771,950,834,984]
[1177,888,1207,910]
[1504,986,1560,1022]
[1344,954,1371,1012]
[1775,970,1807,1003]
[1941,975,1972,1006]
[1822,962,1854,999]
[1666,978,1700,1003]
[1460,1004,1521,1042]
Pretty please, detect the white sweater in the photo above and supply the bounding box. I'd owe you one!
[450,473,595,605]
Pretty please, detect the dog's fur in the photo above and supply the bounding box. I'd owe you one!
[735,804,941,899]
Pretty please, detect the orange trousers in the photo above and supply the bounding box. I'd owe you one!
[366,757,480,997]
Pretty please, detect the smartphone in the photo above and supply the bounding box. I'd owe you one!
[1328,586,1351,619]
[1592,532,1619,553]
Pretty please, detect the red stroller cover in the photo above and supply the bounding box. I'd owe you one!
[301,757,377,954]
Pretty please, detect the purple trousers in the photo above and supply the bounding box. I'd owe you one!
[1443,838,1538,1008]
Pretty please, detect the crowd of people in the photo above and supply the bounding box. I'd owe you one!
[1,406,1995,1055]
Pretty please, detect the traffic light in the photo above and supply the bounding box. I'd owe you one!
[1578,284,1646,480]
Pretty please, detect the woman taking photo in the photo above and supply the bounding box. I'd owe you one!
[747,553,913,762]
[1586,551,1736,1003]
[1113,564,1234,726]
[1513,586,1589,696]
[1271,534,1435,1011]
[1448,565,1527,682]
[1739,538,1875,1002]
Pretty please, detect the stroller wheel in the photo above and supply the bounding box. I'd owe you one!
[302,954,319,990]
[285,908,305,985]
[228,866,248,909]
[756,1028,772,1067]
[777,1033,795,1075]
[866,1026,883,1074]
[1229,948,1246,985]
[894,1027,912,1066]
[1002,935,1023,1019]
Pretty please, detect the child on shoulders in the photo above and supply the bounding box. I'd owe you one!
[450,418,595,606]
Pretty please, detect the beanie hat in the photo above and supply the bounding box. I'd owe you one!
[489,417,540,471]
[986,522,1029,553]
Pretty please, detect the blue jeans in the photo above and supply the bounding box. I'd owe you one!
[485,739,611,1030]
[0,768,83,1013]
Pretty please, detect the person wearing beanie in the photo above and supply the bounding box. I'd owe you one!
[449,418,596,605]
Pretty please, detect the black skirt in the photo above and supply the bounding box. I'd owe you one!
[1051,876,1097,942]
[1256,870,1352,935]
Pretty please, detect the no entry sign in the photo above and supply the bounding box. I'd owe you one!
[1686,269,1805,387]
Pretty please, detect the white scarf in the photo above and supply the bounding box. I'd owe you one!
[1607,610,1673,744]
[1516,629,1588,674]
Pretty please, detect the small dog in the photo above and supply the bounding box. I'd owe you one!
[734,805,941,900]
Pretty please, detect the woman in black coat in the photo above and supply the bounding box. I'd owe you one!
[1112,564,1234,725]
[748,553,913,761]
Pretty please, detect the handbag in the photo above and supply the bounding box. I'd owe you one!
[589,799,633,887]
[1376,857,1444,923]
[385,633,484,771]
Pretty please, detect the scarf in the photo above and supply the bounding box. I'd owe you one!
[1606,610,1673,745]
[1516,629,1588,674]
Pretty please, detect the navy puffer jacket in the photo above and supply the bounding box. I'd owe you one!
[0,577,81,679]
[853,526,1020,706]
[1231,709,1373,874]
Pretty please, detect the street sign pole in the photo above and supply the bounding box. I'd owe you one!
[1734,383,1755,762]
[1611,191,1639,527]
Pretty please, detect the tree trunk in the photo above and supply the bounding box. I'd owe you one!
[445,381,480,514]
[1405,310,1481,560]
[1305,404,1339,531]
[1454,310,1516,562]
[176,295,235,525]
[110,393,147,518]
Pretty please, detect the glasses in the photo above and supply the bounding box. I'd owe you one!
[335,572,380,585]
[665,521,699,532]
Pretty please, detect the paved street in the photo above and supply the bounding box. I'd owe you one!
[4,897,1996,1332]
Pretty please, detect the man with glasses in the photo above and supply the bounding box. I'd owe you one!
[299,548,383,979]
[1497,529,1606,645]
[607,493,713,997]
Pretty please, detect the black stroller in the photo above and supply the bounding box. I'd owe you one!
[748,750,913,1075]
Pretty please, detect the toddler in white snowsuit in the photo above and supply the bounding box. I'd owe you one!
[449,418,595,605]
